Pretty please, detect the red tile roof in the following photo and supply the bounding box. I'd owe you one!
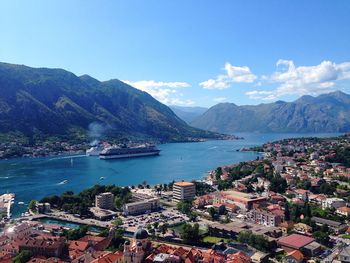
[278,234,314,249]
[287,250,304,261]
[68,240,89,252]
[90,251,123,263]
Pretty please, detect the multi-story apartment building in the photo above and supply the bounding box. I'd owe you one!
[246,209,282,227]
[95,192,114,210]
[172,182,196,202]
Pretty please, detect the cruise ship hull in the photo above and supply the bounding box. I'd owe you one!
[100,150,160,160]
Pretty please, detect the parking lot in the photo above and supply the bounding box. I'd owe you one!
[121,206,189,233]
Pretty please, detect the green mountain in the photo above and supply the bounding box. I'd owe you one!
[0,62,226,144]
[170,106,208,124]
[191,91,350,133]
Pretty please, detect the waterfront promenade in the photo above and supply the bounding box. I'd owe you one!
[25,211,111,229]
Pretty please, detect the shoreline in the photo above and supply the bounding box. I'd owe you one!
[2,133,344,219]
[0,136,243,161]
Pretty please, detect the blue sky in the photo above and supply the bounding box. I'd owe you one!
[1,0,350,107]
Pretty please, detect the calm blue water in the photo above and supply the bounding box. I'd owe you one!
[0,132,340,216]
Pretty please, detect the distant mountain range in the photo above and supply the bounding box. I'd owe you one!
[0,62,227,144]
[170,106,208,123]
[191,91,350,133]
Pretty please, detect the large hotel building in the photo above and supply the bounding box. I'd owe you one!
[95,192,114,210]
[173,181,196,202]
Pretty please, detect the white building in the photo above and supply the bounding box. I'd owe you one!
[95,192,114,210]
[123,198,160,216]
[322,198,346,210]
[173,182,196,202]
[336,206,350,217]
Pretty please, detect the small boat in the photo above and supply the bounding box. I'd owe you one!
[100,177,105,180]
[18,201,24,205]
[59,180,68,185]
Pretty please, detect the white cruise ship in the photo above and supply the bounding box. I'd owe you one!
[99,144,160,160]
[86,145,104,156]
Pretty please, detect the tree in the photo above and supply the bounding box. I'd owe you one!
[12,250,33,263]
[61,225,89,240]
[237,231,269,252]
[181,223,200,243]
[177,201,192,215]
[215,167,223,180]
[28,200,37,213]
[153,222,159,230]
[208,207,216,220]
[303,202,312,219]
[109,228,125,250]
[313,231,330,246]
[159,223,169,235]
[112,218,123,227]
[114,197,123,209]
[269,174,287,193]
[284,202,290,221]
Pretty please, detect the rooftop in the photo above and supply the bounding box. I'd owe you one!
[311,216,345,227]
[278,234,314,249]
[174,181,194,187]
[287,250,304,261]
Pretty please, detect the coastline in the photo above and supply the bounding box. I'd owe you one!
[1,132,341,218]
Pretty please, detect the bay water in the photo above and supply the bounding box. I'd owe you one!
[0,132,339,216]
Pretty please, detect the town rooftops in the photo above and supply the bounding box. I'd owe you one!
[19,237,65,249]
[68,240,89,252]
[294,189,309,194]
[90,251,123,263]
[278,234,314,249]
[174,181,194,187]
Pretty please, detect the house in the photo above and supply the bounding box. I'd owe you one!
[293,223,312,235]
[283,250,304,263]
[338,246,350,263]
[294,189,309,202]
[336,206,350,217]
[322,198,346,210]
[251,251,269,263]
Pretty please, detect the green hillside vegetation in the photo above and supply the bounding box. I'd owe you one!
[191,91,350,133]
[0,62,227,146]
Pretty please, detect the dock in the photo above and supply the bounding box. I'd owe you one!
[0,193,15,219]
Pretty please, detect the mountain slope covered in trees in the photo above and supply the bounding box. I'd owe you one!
[191,91,350,133]
[0,62,226,144]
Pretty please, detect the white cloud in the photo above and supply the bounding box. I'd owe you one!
[247,60,350,100]
[245,90,277,101]
[213,97,228,103]
[199,62,256,90]
[123,80,194,106]
[224,63,257,83]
